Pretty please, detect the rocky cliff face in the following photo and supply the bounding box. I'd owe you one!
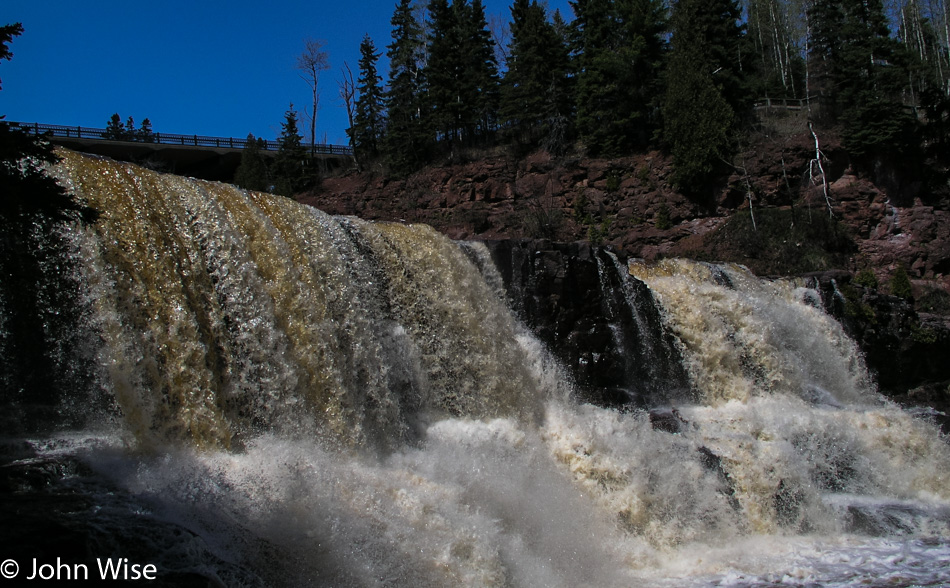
[302,131,950,297]
[806,270,950,431]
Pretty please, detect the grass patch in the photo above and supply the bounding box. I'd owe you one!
[689,208,856,275]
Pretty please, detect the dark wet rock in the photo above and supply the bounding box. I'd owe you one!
[696,446,742,512]
[806,272,950,432]
[649,408,688,434]
[483,239,693,409]
[0,447,269,587]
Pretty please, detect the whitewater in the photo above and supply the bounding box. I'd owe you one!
[2,150,949,586]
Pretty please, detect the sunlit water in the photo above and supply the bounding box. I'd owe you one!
[4,151,948,586]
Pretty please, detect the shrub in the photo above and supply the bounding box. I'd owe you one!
[655,204,672,230]
[854,268,879,289]
[916,286,950,315]
[605,172,621,193]
[684,208,856,275]
[889,265,913,299]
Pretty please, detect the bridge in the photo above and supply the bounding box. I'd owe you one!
[10,122,354,182]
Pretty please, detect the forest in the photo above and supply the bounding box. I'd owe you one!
[252,0,948,199]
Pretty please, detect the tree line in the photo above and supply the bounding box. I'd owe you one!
[337,0,948,195]
[104,113,154,142]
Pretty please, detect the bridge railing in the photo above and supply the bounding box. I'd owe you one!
[8,122,354,156]
[752,97,817,111]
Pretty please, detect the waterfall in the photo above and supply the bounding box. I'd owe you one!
[50,150,550,450]
[1,150,948,587]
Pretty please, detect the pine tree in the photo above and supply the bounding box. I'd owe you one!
[570,0,668,155]
[234,133,270,192]
[273,105,309,197]
[616,0,668,147]
[384,0,428,172]
[105,113,125,140]
[353,35,386,165]
[662,0,748,194]
[124,116,136,140]
[138,118,154,142]
[500,0,572,147]
[570,0,624,155]
[808,0,917,164]
[421,0,500,152]
[424,0,464,147]
[462,0,500,142]
[663,47,735,193]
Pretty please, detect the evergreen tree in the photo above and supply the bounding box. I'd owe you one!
[570,0,668,155]
[462,0,500,141]
[424,0,465,146]
[353,35,386,166]
[124,116,136,140]
[808,0,917,164]
[273,105,309,197]
[662,0,748,194]
[663,47,735,193]
[234,133,270,192]
[105,113,125,140]
[138,117,154,142]
[570,0,625,155]
[422,0,499,152]
[500,0,572,147]
[384,0,428,172]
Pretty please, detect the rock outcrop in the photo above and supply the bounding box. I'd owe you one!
[302,130,950,296]
[807,270,950,431]
[482,239,691,408]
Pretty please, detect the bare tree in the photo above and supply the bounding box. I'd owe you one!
[338,61,358,169]
[489,13,511,68]
[297,38,330,155]
[744,0,809,98]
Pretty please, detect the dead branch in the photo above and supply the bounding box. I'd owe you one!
[808,121,834,218]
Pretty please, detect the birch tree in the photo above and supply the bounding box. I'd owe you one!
[297,38,330,155]
[744,0,808,98]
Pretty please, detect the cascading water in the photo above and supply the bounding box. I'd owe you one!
[2,150,949,586]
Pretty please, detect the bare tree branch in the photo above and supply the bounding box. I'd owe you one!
[489,14,511,68]
[808,121,834,218]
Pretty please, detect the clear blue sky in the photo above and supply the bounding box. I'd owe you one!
[2,0,573,146]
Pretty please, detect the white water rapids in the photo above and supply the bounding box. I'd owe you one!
[6,151,950,586]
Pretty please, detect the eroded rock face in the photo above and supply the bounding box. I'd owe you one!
[305,144,949,291]
[482,239,692,409]
[302,151,711,257]
[806,271,950,431]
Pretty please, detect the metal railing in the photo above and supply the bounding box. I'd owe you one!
[8,121,354,156]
